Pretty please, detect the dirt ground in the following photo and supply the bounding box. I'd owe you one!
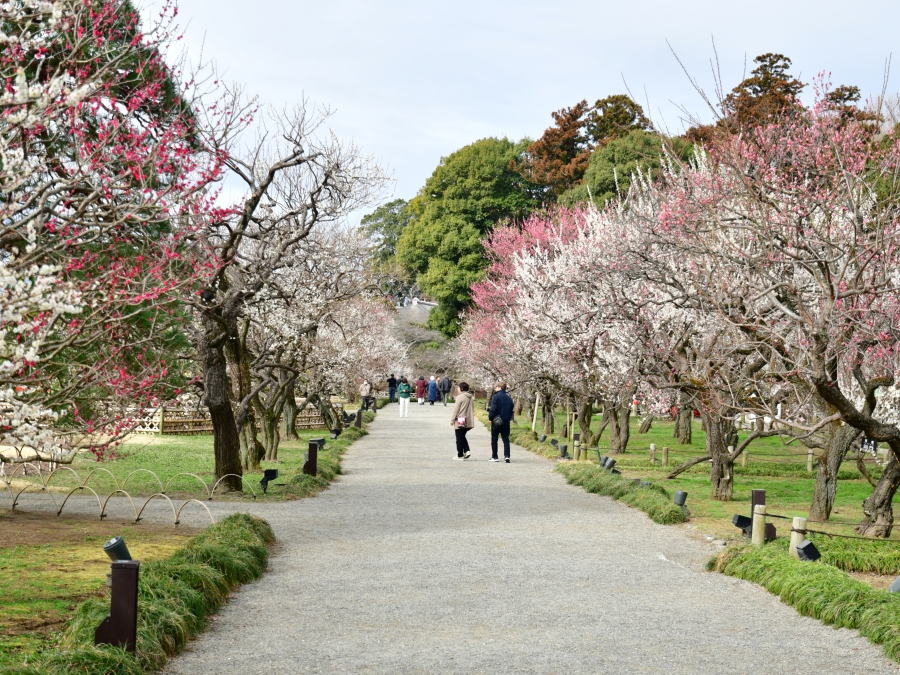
[0,508,198,549]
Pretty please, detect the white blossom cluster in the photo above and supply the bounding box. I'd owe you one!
[0,248,81,460]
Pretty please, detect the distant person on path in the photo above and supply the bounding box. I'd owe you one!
[397,377,412,418]
[416,376,427,405]
[387,374,397,403]
[359,379,373,412]
[488,381,514,463]
[450,382,475,460]
[427,376,439,405]
[439,375,452,406]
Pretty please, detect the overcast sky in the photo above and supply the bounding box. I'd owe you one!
[160,0,899,214]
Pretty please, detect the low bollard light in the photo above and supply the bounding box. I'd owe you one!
[674,490,689,516]
[95,537,139,652]
[259,468,278,494]
[796,539,821,562]
[732,514,753,537]
[539,434,547,443]
[103,535,132,562]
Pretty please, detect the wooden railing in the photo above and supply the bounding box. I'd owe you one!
[132,402,343,436]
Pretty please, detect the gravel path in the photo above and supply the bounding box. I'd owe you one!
[18,403,898,673]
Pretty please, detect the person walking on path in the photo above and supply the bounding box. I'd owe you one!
[427,376,439,405]
[397,377,412,418]
[439,375,452,406]
[450,382,475,460]
[387,374,397,403]
[488,381,514,463]
[359,379,373,412]
[415,376,427,405]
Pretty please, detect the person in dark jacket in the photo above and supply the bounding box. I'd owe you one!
[415,376,427,404]
[387,374,397,403]
[488,381,515,462]
[439,375,452,406]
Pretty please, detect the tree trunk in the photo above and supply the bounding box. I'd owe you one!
[576,399,595,447]
[674,403,692,445]
[311,393,342,432]
[857,452,900,537]
[639,415,654,434]
[809,424,860,521]
[240,424,265,472]
[542,399,555,435]
[704,412,734,501]
[283,388,299,440]
[260,405,281,462]
[202,340,243,492]
[608,386,635,455]
[225,319,264,472]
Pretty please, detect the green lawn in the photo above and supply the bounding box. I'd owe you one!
[8,424,362,502]
[518,412,897,541]
[1,410,376,667]
[0,511,193,669]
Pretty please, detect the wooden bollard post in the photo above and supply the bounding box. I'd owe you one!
[806,448,814,472]
[751,504,767,546]
[649,443,657,463]
[789,516,808,558]
[662,446,669,467]
[573,433,581,462]
[741,449,748,468]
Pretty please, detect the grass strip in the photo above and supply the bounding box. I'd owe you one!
[5,513,274,675]
[711,540,900,662]
[556,463,688,525]
[806,535,900,575]
[281,407,379,498]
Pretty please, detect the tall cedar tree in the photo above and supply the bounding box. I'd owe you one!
[686,53,804,143]
[514,96,651,200]
[512,100,593,198]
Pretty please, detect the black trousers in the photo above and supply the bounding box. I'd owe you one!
[455,427,471,457]
[491,420,511,458]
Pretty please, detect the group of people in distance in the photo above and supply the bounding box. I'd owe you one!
[384,374,515,464]
[386,373,453,413]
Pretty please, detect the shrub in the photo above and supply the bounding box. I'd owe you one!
[556,463,687,525]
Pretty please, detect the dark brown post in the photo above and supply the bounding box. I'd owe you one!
[750,489,766,537]
[355,408,362,428]
[95,560,140,652]
[303,440,319,476]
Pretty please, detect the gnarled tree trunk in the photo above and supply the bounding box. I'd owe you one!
[857,450,900,537]
[226,319,264,472]
[577,399,595,447]
[608,386,636,455]
[809,423,860,521]
[674,400,692,445]
[542,398,555,435]
[200,328,243,492]
[704,412,734,501]
[283,386,299,440]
